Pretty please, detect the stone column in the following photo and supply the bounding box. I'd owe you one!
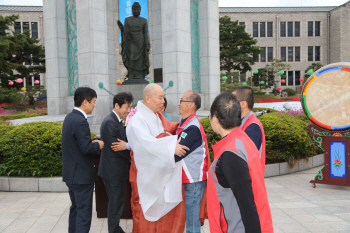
[162,0,192,118]
[43,0,69,115]
[151,0,163,74]
[199,0,220,110]
[76,0,111,123]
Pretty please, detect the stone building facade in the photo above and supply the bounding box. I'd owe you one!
[220,1,350,91]
[0,5,46,87]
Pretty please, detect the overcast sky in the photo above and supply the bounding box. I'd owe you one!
[0,0,348,7]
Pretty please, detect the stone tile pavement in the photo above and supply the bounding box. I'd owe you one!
[1,166,350,232]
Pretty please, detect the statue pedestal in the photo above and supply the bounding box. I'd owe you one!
[116,83,148,101]
[122,79,149,85]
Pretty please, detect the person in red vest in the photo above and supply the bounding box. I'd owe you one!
[207,93,273,233]
[233,86,266,174]
[176,91,209,233]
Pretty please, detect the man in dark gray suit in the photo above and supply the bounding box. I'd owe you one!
[98,92,133,233]
[62,87,104,233]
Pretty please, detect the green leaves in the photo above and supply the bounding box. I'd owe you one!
[0,122,96,177]
[220,16,262,73]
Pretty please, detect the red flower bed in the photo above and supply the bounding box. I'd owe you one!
[289,97,301,101]
[257,98,287,103]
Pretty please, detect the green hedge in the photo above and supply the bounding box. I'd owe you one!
[0,121,96,177]
[200,111,320,165]
[0,114,42,121]
[282,88,296,96]
[0,124,16,137]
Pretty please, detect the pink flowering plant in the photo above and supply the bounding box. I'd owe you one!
[124,108,137,126]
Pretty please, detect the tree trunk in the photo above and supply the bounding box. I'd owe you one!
[29,96,35,105]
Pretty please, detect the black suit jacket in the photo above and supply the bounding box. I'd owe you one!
[62,109,100,184]
[98,112,130,181]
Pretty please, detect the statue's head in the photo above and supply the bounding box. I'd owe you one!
[132,2,141,17]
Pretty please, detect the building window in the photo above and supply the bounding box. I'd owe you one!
[23,22,29,32]
[267,22,273,37]
[260,47,266,62]
[295,22,300,37]
[295,47,300,62]
[239,22,245,25]
[288,22,293,37]
[295,71,301,85]
[31,22,38,38]
[260,22,266,37]
[268,47,273,62]
[288,71,294,86]
[15,22,21,33]
[308,21,313,37]
[288,47,293,62]
[280,22,286,37]
[281,47,286,62]
[315,46,320,61]
[308,46,313,61]
[315,21,320,37]
[253,22,258,37]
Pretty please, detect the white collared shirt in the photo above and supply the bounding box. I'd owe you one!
[74,107,87,119]
[112,110,131,151]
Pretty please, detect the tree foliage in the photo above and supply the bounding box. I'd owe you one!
[304,63,323,80]
[220,16,262,75]
[0,14,46,105]
[264,59,290,94]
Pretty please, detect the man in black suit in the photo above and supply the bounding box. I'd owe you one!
[98,92,133,233]
[62,87,104,233]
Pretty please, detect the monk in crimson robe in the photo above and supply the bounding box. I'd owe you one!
[125,84,189,232]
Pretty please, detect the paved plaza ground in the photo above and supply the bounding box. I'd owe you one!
[1,166,350,233]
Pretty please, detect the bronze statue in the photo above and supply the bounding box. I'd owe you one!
[117,2,150,84]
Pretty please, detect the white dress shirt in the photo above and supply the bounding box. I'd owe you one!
[74,107,87,119]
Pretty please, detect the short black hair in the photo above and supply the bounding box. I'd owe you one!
[210,93,241,129]
[233,86,254,110]
[164,96,168,110]
[113,92,133,108]
[74,87,97,107]
[187,91,201,111]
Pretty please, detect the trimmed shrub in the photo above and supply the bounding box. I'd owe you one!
[0,88,22,104]
[0,124,15,137]
[199,111,320,166]
[199,118,221,162]
[0,121,96,177]
[0,114,41,121]
[259,112,321,165]
[282,88,296,96]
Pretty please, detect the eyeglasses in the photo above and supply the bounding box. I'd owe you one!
[179,100,193,104]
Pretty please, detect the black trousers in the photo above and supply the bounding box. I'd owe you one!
[102,178,127,233]
[66,183,94,233]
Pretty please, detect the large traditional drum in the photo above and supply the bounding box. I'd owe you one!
[302,62,350,131]
[304,63,350,188]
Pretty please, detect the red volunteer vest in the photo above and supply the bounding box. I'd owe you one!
[207,127,273,233]
[176,113,208,184]
[242,111,266,174]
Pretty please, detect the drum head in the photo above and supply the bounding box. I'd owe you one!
[302,63,350,131]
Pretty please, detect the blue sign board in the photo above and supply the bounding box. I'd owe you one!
[330,141,347,178]
[119,0,149,43]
